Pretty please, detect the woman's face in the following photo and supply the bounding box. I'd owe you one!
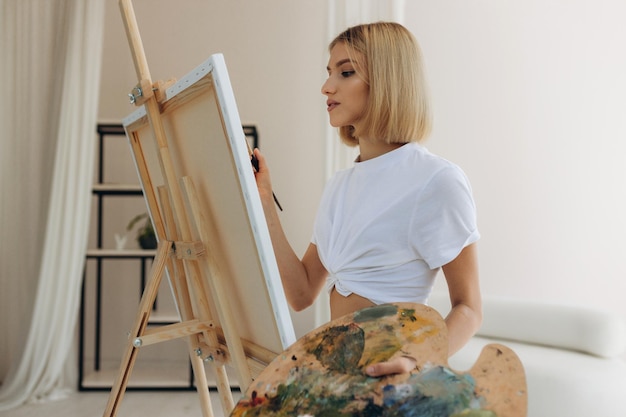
[322,42,369,131]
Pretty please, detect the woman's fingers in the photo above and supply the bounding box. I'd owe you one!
[364,356,416,377]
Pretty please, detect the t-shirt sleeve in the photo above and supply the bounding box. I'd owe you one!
[409,165,480,269]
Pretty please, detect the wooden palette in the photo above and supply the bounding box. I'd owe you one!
[231,303,527,417]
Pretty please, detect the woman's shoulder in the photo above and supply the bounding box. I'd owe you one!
[403,143,466,178]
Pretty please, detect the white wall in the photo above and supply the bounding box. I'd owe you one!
[405,1,626,322]
[98,0,626,341]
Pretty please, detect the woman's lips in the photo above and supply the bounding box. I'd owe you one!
[327,100,339,111]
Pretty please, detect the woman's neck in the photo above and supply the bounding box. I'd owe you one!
[356,137,404,162]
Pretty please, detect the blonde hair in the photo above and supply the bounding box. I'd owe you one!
[329,22,432,146]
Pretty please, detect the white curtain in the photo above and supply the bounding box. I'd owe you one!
[0,0,104,409]
[315,0,406,326]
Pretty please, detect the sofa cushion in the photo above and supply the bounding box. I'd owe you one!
[449,336,626,417]
[428,292,626,358]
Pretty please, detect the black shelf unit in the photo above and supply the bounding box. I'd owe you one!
[78,123,191,391]
[78,122,258,391]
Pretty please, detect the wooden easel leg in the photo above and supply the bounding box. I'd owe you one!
[214,365,235,411]
[169,258,219,417]
[179,177,247,409]
[188,349,216,417]
[158,187,218,417]
[103,240,172,417]
[185,261,235,412]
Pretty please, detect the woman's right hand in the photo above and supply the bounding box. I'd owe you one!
[252,148,275,208]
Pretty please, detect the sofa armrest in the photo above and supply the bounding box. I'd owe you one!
[428,292,626,358]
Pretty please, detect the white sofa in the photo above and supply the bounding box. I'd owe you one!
[428,292,626,417]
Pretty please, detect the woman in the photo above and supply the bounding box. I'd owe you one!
[253,22,482,377]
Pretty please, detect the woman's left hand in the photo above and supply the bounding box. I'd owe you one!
[364,356,416,377]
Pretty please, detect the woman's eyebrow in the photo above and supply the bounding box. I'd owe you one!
[326,58,353,72]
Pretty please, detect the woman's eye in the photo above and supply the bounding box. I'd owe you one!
[341,71,355,78]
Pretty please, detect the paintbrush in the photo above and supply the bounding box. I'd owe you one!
[246,142,283,212]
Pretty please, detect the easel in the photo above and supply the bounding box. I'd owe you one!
[103,1,292,416]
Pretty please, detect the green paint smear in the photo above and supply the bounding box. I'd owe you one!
[312,324,365,374]
[354,304,398,323]
[399,308,417,322]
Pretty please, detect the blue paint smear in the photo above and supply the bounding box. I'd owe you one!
[382,367,479,416]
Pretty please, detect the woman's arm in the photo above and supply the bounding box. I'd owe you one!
[365,243,481,376]
[441,242,482,356]
[253,149,328,311]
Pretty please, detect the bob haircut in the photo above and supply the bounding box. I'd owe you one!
[329,22,432,146]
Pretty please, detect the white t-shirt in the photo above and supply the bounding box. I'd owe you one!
[312,142,479,305]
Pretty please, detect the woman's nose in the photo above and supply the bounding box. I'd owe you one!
[321,77,335,95]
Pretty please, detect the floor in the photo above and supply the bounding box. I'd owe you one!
[2,390,242,417]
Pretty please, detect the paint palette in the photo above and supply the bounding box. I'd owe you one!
[231,303,526,416]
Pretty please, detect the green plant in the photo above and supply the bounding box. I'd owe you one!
[126,212,157,249]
